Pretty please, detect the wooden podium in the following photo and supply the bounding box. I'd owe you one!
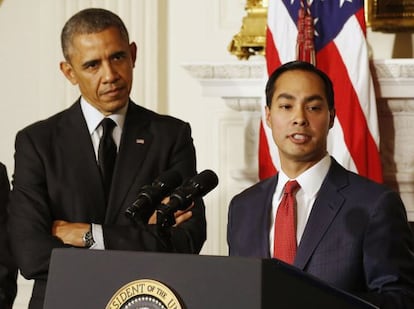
[44,248,377,309]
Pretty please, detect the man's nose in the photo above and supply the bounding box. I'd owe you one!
[102,63,119,83]
[292,108,307,126]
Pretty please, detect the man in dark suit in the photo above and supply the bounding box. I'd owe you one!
[0,163,17,309]
[8,8,206,309]
[227,61,414,308]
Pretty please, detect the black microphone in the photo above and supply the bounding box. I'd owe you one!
[125,170,183,222]
[156,169,219,228]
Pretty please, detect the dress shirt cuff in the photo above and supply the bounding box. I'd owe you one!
[90,224,105,250]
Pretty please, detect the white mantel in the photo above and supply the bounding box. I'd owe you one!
[184,59,414,222]
[183,60,265,98]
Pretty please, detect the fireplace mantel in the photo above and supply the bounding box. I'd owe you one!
[184,59,414,221]
[184,58,414,101]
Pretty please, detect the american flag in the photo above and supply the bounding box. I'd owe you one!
[260,0,383,183]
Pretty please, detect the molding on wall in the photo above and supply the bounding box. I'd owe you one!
[183,58,414,99]
[374,59,414,98]
[182,60,266,98]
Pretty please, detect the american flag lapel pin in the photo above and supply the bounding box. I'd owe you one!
[136,138,145,144]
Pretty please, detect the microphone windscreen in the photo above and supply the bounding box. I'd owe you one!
[190,169,219,196]
[154,169,182,192]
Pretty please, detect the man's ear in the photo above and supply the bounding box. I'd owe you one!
[329,108,336,129]
[60,61,78,85]
[265,105,272,128]
[129,42,137,68]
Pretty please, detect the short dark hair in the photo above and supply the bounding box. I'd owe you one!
[61,8,130,61]
[265,61,335,110]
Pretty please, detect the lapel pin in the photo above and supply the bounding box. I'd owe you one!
[136,139,145,144]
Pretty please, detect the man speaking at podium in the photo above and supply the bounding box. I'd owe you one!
[8,8,206,309]
[227,61,414,308]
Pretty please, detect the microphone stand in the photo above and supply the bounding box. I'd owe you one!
[155,205,176,252]
[126,205,174,252]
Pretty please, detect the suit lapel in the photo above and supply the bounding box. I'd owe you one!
[258,176,279,258]
[57,101,107,221]
[106,103,153,221]
[294,159,347,269]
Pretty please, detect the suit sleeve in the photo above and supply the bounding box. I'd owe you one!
[7,130,68,281]
[0,164,17,308]
[167,122,206,253]
[103,121,206,254]
[356,189,414,308]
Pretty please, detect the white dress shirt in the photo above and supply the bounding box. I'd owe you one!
[80,97,128,249]
[269,154,331,257]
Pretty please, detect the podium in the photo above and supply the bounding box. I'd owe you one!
[44,248,377,309]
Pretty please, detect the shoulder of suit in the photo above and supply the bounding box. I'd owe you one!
[16,102,80,138]
[232,175,277,201]
[129,101,190,127]
[19,108,71,133]
[329,157,393,195]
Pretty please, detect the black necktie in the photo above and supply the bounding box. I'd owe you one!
[98,118,117,199]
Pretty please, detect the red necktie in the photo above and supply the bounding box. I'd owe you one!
[273,180,300,264]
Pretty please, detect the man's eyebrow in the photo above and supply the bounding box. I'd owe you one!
[304,94,324,103]
[80,51,128,69]
[275,93,294,100]
[81,59,99,69]
[111,50,127,58]
[275,93,324,102]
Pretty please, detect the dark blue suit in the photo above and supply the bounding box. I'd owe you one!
[228,158,414,308]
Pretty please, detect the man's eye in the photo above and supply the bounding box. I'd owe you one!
[84,62,98,70]
[279,104,291,110]
[113,53,126,61]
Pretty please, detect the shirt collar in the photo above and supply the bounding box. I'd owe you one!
[277,154,331,199]
[80,97,128,134]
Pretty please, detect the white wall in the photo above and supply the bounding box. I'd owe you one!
[0,0,408,307]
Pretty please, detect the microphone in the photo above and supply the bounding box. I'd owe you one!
[156,169,219,228]
[125,170,183,222]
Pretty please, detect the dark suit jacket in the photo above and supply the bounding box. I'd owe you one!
[8,100,206,308]
[228,158,414,308]
[0,163,17,309]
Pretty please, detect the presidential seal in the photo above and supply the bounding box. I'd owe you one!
[106,279,183,309]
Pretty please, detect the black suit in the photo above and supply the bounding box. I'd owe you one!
[0,163,17,309]
[228,158,414,308]
[8,100,206,308]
